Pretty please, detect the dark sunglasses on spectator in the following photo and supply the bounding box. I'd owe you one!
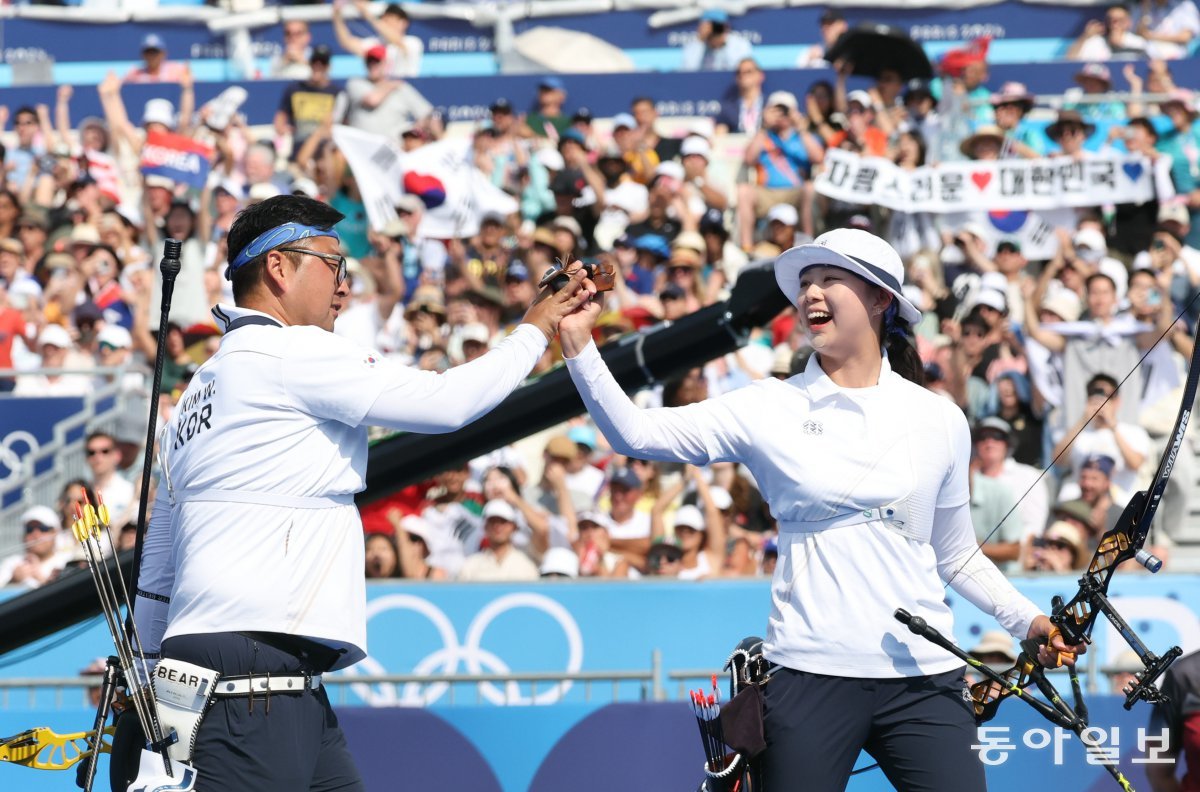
[99,342,120,353]
[87,446,115,456]
[25,522,55,533]
[978,431,1007,443]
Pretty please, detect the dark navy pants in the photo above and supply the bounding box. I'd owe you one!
[761,666,986,792]
[158,632,364,792]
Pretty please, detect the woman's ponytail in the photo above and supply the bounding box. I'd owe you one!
[881,301,925,387]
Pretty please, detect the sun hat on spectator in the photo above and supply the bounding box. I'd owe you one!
[506,262,530,283]
[395,194,425,215]
[248,183,282,204]
[532,227,559,250]
[1040,289,1082,322]
[1158,202,1191,227]
[364,44,388,62]
[539,76,566,92]
[38,324,74,350]
[18,210,49,231]
[214,178,244,199]
[557,128,589,152]
[577,510,615,532]
[767,90,799,111]
[0,238,23,257]
[290,177,320,200]
[551,215,583,242]
[673,504,706,532]
[1043,521,1087,566]
[904,79,933,102]
[141,98,176,129]
[571,107,593,124]
[399,515,436,546]
[701,8,729,23]
[1162,90,1198,120]
[22,505,60,530]
[459,323,491,347]
[775,228,922,325]
[766,203,799,227]
[145,174,175,193]
[634,234,671,260]
[539,547,580,578]
[141,33,167,52]
[990,82,1035,112]
[681,136,711,160]
[1074,63,1112,89]
[845,90,873,110]
[612,113,637,131]
[700,207,728,237]
[1046,110,1096,141]
[1052,499,1097,534]
[966,287,1007,314]
[568,425,597,449]
[97,324,133,350]
[482,499,519,523]
[654,160,685,182]
[608,466,642,490]
[404,286,447,318]
[959,125,1005,158]
[669,247,704,268]
[672,231,706,258]
[545,434,578,460]
[310,44,332,65]
[972,416,1013,445]
[69,224,101,250]
[968,631,1017,663]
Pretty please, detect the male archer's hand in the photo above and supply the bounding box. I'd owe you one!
[1027,615,1088,668]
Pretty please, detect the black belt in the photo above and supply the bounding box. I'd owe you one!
[238,631,343,673]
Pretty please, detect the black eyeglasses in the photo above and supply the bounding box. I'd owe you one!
[25,522,55,533]
[86,446,114,457]
[277,247,347,286]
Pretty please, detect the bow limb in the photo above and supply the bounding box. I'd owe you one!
[0,725,113,770]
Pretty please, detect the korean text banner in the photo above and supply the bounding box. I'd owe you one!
[814,148,1162,213]
[139,130,213,190]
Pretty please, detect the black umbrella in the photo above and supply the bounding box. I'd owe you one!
[826,23,933,81]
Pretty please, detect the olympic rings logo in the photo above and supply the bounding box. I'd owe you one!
[0,430,39,488]
[339,592,584,707]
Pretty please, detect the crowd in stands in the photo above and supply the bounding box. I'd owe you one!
[6,3,1200,590]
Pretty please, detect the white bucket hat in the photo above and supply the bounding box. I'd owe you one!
[774,228,921,326]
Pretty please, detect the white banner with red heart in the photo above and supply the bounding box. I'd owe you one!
[814,148,1170,213]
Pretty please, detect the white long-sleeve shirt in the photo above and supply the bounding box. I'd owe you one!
[566,342,1041,678]
[134,304,546,671]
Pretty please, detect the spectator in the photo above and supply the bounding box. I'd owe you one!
[539,546,580,579]
[645,541,684,577]
[124,33,188,83]
[83,430,135,523]
[1066,458,1124,544]
[605,466,653,570]
[0,506,68,589]
[333,0,424,78]
[1157,91,1200,247]
[1025,263,1144,427]
[1146,648,1200,791]
[681,8,752,71]
[972,417,1049,540]
[612,113,658,186]
[15,324,90,396]
[342,46,434,139]
[271,19,315,79]
[1103,650,1145,695]
[796,8,848,68]
[1054,375,1150,501]
[988,82,1043,158]
[536,434,604,514]
[1024,520,1088,572]
[969,448,1019,567]
[524,77,571,140]
[986,371,1044,468]
[0,279,33,393]
[458,500,539,582]
[738,90,824,248]
[1065,63,1127,124]
[276,45,338,159]
[714,58,766,135]
[1134,0,1200,60]
[6,107,43,192]
[680,136,727,215]
[754,204,800,260]
[967,630,1017,674]
[625,166,687,243]
[1067,6,1148,60]
[1111,119,1167,256]
[631,97,682,164]
[390,514,450,580]
[959,125,1004,161]
[576,511,631,578]
[1045,109,1096,158]
[364,532,400,579]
